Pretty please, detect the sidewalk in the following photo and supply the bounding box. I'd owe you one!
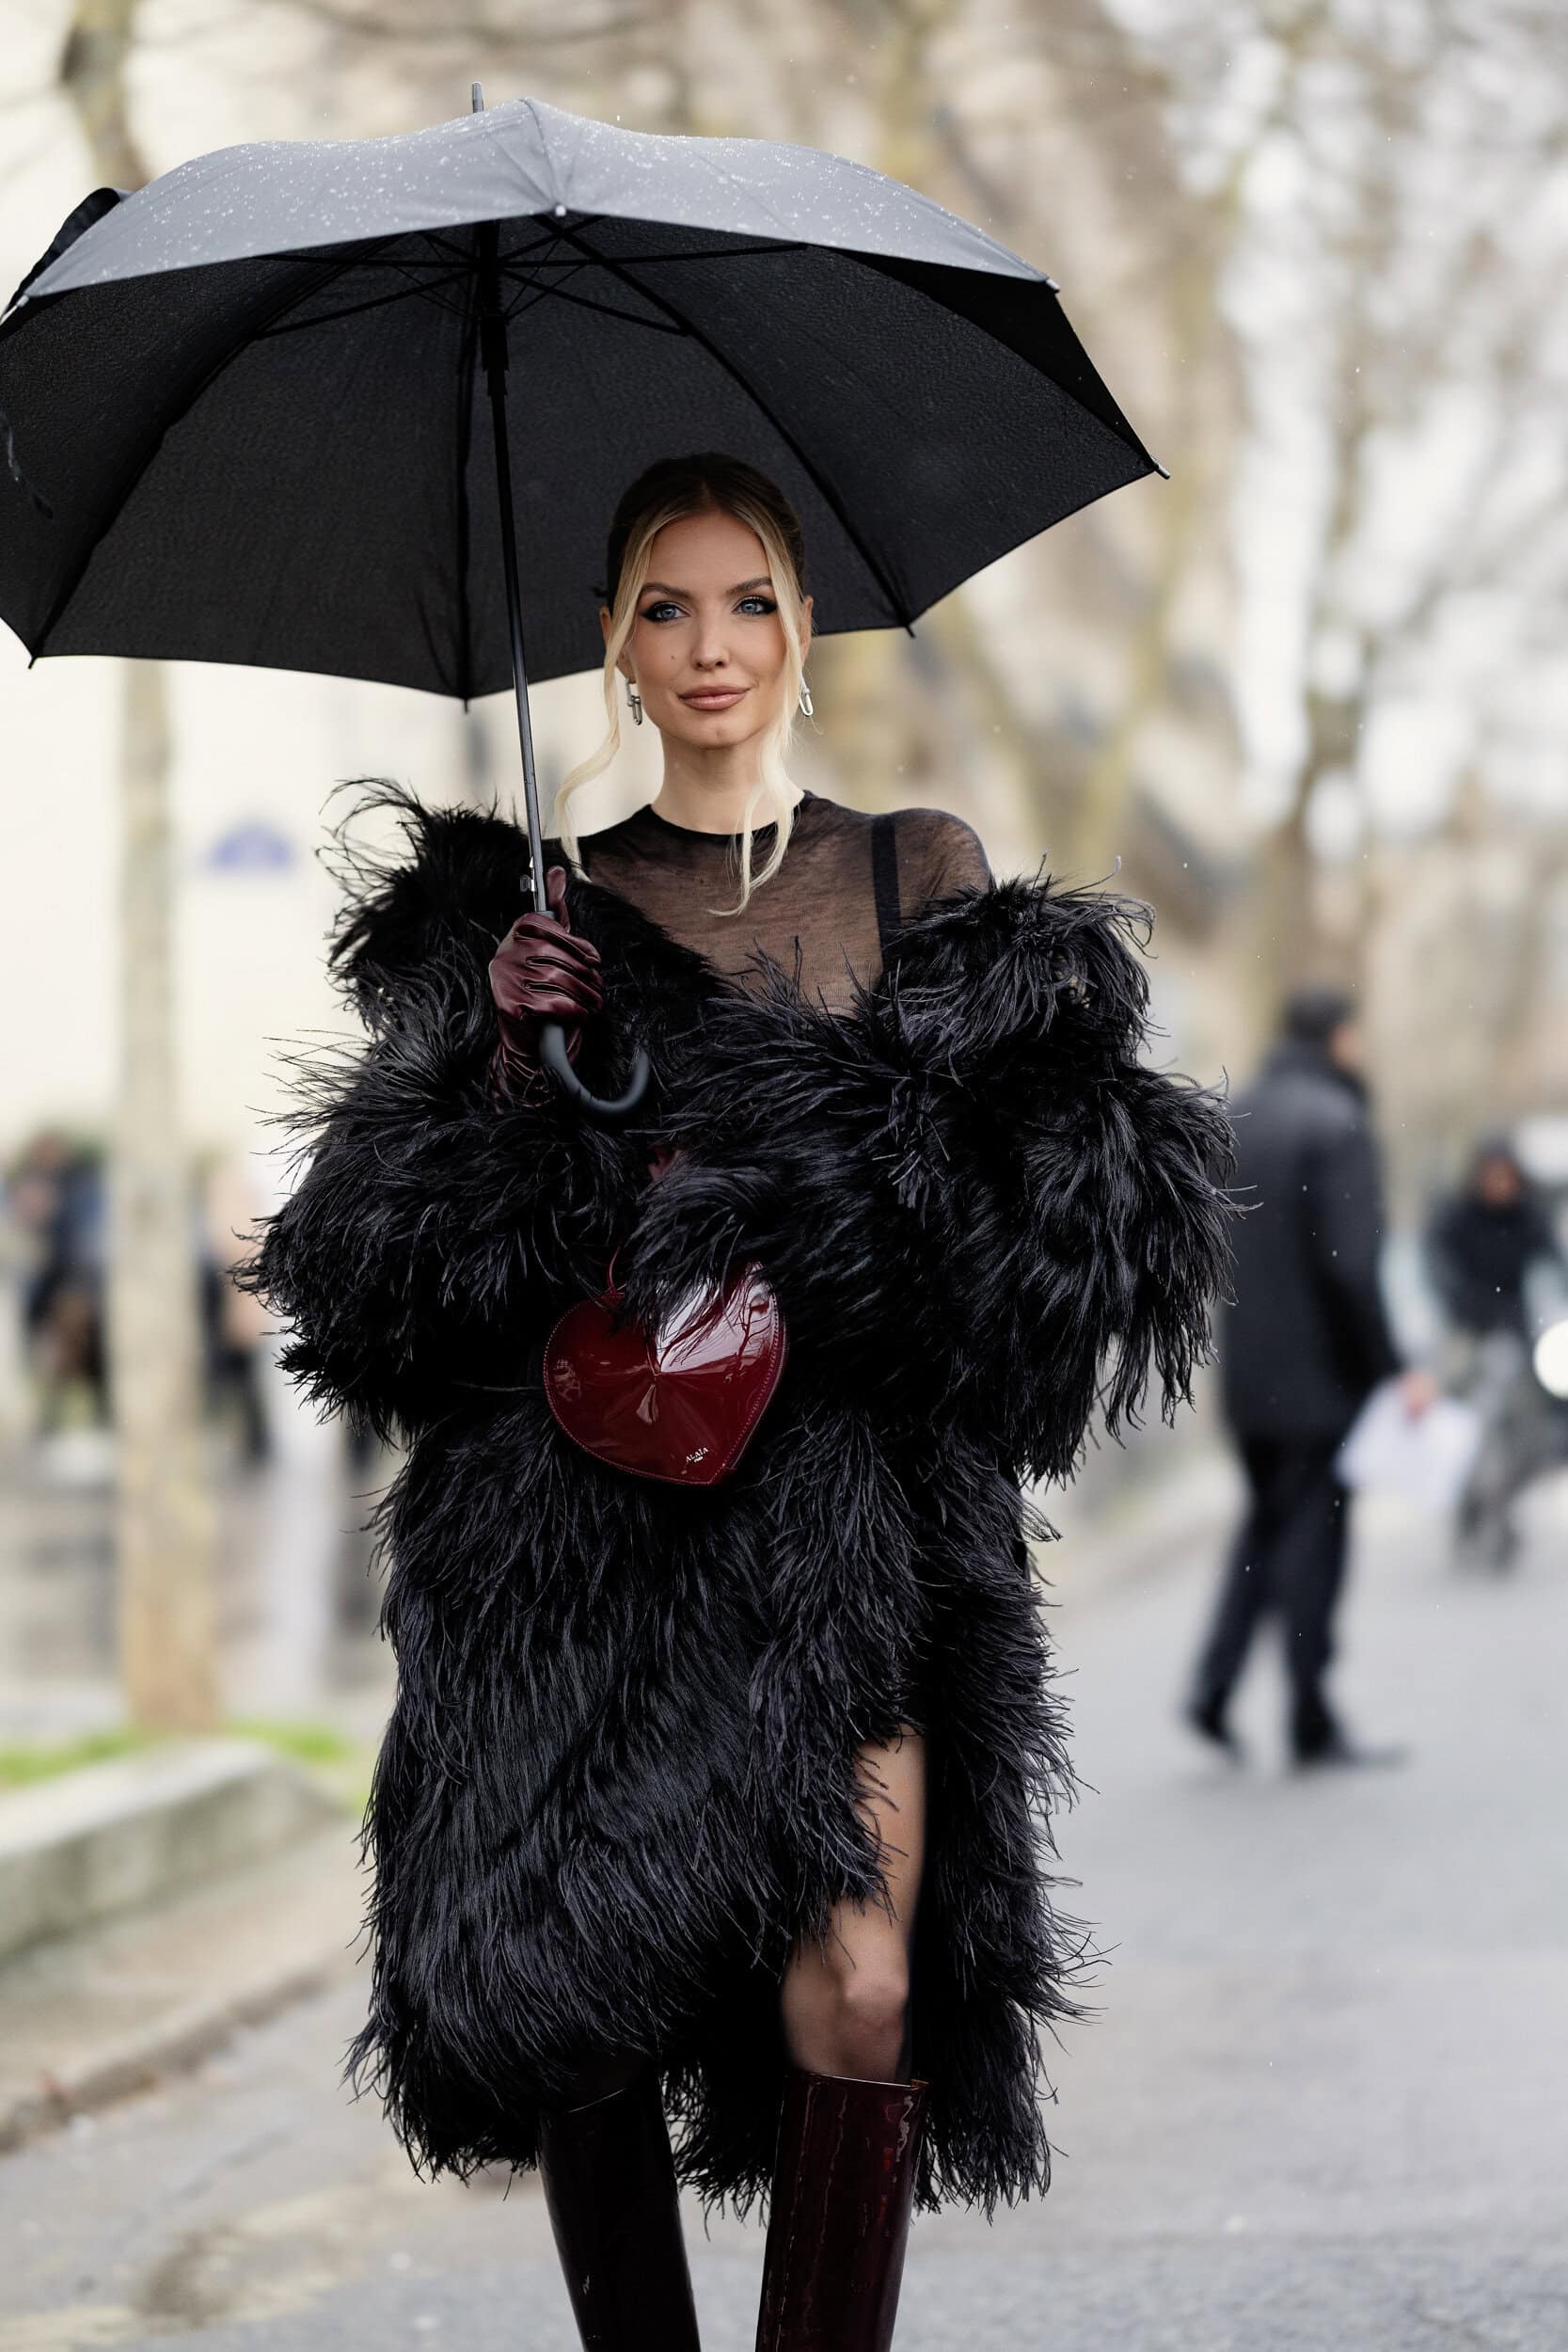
[7,1475,1565,2348]
[0,1451,1230,2160]
[1040,1443,1239,1604]
[0,1819,360,2153]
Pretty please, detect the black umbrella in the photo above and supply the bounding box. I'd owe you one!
[0,89,1161,1116]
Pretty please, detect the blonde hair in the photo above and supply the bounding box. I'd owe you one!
[553,455,811,914]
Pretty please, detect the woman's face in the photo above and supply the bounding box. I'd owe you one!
[599,506,811,753]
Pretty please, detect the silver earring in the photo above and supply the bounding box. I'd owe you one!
[798,679,814,717]
[626,679,643,726]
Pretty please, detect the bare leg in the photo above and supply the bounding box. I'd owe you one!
[757,1729,931,2345]
[779,1724,926,2082]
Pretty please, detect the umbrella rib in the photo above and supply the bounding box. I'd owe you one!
[497,219,590,322]
[605,241,810,265]
[496,227,582,265]
[239,232,809,311]
[547,224,916,631]
[502,240,811,269]
[497,246,589,325]
[241,246,483,273]
[500,273,687,336]
[256,262,479,339]
[421,230,478,264]
[29,243,387,658]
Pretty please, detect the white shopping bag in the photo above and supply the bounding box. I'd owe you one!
[1335,1379,1483,1512]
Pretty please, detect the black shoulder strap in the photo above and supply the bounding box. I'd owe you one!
[871,812,901,963]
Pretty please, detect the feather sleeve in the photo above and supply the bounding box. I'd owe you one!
[615,872,1236,1483]
[239,787,648,1439]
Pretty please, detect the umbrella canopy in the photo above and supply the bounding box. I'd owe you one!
[0,95,1159,698]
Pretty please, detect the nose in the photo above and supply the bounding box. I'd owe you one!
[690,612,732,670]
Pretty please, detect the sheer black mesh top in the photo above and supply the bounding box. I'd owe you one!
[578,787,992,1014]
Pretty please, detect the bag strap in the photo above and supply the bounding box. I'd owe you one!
[871,812,902,965]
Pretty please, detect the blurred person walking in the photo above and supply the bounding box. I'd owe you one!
[1187,988,1433,1770]
[1426,1136,1568,1569]
[8,1129,108,1436]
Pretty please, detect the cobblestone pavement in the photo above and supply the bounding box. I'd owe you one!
[4,1477,1567,2351]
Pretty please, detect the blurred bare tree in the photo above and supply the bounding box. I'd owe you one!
[1120,0,1568,1174]
[329,0,1568,1160]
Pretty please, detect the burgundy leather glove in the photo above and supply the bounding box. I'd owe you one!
[486,866,604,1104]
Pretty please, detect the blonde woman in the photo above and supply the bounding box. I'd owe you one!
[251,453,1231,2351]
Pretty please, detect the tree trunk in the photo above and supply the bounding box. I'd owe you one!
[61,0,220,1732]
[1067,262,1215,883]
[113,664,219,1731]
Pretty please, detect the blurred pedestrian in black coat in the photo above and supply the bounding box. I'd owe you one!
[1187,987,1433,1766]
[1427,1136,1560,1342]
[1426,1136,1568,1568]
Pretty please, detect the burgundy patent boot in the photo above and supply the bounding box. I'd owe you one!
[536,2067,703,2350]
[754,2067,931,2351]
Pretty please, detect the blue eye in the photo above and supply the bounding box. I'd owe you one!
[638,596,778,623]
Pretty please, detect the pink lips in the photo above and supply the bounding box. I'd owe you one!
[681,688,746,708]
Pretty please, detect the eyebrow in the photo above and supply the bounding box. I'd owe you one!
[640,576,774,596]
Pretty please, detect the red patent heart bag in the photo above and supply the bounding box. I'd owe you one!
[543,1246,787,1488]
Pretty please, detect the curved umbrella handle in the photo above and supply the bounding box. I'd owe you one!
[539,1021,652,1122]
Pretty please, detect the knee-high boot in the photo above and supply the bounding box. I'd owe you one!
[754,2067,930,2352]
[537,2066,703,2350]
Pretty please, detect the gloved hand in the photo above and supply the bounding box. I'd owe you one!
[486,866,604,1104]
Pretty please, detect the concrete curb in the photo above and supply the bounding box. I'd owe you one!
[0,1949,341,2153]
[0,1738,340,1962]
[0,1821,362,2154]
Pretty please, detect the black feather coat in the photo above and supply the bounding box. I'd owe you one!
[247,785,1233,2218]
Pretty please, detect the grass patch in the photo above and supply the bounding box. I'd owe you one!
[0,1728,149,1788]
[232,1718,372,1819]
[0,1718,365,1800]
[230,1718,357,1767]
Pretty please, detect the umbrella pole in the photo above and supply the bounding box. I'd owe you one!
[472,173,650,1120]
[476,217,546,916]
